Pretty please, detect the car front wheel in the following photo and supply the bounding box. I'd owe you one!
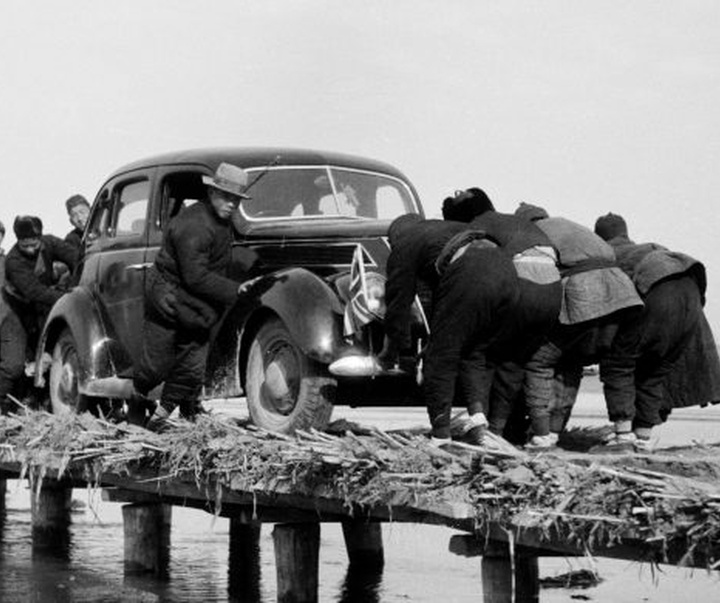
[245,318,335,434]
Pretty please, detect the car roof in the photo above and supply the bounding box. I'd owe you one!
[108,147,411,181]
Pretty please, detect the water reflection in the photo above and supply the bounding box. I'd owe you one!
[337,563,383,603]
[0,478,719,602]
[227,521,262,602]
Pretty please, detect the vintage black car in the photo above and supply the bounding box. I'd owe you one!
[37,148,428,432]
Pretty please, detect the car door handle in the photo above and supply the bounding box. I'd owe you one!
[126,263,153,271]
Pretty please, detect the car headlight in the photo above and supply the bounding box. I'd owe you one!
[335,271,386,321]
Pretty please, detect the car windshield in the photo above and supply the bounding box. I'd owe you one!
[239,166,417,221]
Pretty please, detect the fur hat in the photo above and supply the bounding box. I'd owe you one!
[594,212,628,241]
[442,188,494,222]
[515,202,549,222]
[65,194,89,214]
[13,215,43,239]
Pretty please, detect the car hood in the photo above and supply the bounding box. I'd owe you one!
[235,218,393,241]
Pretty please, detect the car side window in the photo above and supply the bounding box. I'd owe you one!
[86,189,111,243]
[157,171,206,230]
[112,180,149,238]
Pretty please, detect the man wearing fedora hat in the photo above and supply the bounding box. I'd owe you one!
[133,162,256,428]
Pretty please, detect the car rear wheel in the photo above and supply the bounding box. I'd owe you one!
[49,329,110,416]
[245,317,335,434]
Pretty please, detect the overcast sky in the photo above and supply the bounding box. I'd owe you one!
[1,1,718,330]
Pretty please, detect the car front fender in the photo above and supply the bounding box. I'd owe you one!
[204,267,346,398]
[255,267,344,362]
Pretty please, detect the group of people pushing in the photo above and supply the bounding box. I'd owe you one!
[1,169,719,452]
[378,188,720,452]
[0,195,89,412]
[0,164,255,431]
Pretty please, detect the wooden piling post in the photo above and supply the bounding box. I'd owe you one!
[30,480,72,558]
[514,554,539,602]
[228,518,262,601]
[0,478,6,509]
[272,522,320,603]
[122,503,172,577]
[481,541,539,603]
[31,481,72,530]
[341,520,384,569]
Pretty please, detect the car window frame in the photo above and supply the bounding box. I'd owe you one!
[237,165,420,222]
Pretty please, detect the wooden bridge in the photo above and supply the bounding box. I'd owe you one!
[0,409,719,602]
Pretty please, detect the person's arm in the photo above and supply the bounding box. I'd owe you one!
[5,253,64,307]
[172,223,239,305]
[382,245,419,352]
[46,235,79,272]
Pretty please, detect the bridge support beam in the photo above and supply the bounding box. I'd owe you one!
[228,518,262,601]
[342,519,384,569]
[273,522,320,603]
[122,502,172,577]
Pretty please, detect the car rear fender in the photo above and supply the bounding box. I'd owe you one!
[35,288,118,386]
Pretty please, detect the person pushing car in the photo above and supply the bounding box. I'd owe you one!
[133,163,255,428]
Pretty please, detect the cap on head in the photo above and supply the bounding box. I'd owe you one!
[594,212,628,241]
[442,188,494,222]
[202,163,250,199]
[14,215,43,239]
[65,194,89,214]
[515,202,549,222]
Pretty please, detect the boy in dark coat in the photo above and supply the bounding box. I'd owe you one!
[64,194,90,252]
[595,212,720,450]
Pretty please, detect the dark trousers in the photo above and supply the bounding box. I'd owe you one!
[0,312,28,413]
[522,308,638,436]
[422,247,520,439]
[133,314,210,413]
[485,275,562,434]
[601,275,702,428]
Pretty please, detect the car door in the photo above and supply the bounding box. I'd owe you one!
[94,170,155,372]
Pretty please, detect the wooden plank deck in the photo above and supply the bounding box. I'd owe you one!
[1,410,719,571]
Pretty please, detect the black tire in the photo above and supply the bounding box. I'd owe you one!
[245,317,335,433]
[48,328,110,416]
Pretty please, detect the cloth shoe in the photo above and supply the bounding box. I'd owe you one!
[590,431,636,454]
[146,404,172,432]
[525,434,555,451]
[633,436,652,452]
[458,412,488,445]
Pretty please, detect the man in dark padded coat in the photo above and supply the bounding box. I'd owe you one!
[133,163,255,427]
[379,214,526,446]
[594,212,720,450]
[441,189,562,446]
[2,216,78,411]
